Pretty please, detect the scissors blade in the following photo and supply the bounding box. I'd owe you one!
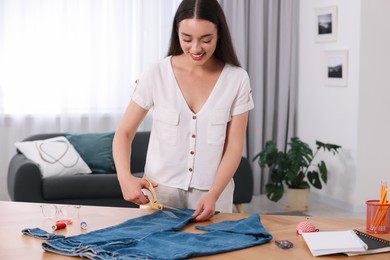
[159,205,196,218]
[143,177,214,218]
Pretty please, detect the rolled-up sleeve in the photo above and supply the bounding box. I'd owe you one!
[231,72,254,116]
[131,67,156,110]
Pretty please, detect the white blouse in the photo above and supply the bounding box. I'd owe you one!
[132,56,254,191]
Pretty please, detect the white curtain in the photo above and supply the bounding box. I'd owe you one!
[220,0,299,194]
[0,0,181,200]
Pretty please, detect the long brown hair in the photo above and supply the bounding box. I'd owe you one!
[167,0,240,67]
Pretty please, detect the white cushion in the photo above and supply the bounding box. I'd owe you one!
[15,136,92,178]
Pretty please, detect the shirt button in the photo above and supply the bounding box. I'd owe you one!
[189,168,193,172]
[192,134,196,138]
[192,115,197,120]
[190,151,194,155]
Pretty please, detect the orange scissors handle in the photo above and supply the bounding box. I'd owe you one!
[143,177,164,210]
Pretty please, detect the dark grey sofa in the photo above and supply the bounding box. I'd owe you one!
[7,131,150,208]
[8,131,253,211]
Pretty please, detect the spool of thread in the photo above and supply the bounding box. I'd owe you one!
[80,221,88,230]
[57,219,72,225]
[52,222,67,231]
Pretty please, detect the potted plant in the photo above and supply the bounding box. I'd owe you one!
[253,137,341,210]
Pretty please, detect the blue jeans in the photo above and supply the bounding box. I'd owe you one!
[22,208,272,259]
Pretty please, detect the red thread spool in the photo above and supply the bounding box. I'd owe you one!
[52,222,67,230]
[57,219,72,225]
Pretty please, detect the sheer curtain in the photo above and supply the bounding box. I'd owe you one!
[220,0,299,194]
[0,0,181,200]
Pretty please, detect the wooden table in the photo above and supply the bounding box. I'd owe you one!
[0,201,389,259]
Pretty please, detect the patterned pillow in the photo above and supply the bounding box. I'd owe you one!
[15,136,91,178]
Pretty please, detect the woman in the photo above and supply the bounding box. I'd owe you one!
[113,0,254,221]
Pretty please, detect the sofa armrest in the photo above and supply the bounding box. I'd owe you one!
[233,157,253,204]
[7,154,44,202]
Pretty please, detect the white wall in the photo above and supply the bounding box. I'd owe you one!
[356,0,390,208]
[299,0,390,213]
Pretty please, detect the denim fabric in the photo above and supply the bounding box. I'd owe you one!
[23,208,272,259]
[22,227,65,240]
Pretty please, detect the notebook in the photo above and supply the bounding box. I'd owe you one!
[302,229,390,257]
[302,230,367,256]
[346,230,390,256]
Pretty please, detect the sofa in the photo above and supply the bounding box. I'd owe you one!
[7,131,253,211]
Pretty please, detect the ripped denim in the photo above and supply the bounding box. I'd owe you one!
[22,208,272,259]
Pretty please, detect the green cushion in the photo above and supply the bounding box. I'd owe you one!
[66,132,116,173]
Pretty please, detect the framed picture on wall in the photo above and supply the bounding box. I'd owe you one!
[315,6,338,42]
[324,50,348,86]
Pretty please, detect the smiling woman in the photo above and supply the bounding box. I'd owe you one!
[0,0,181,201]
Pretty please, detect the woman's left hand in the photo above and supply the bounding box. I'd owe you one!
[192,193,217,221]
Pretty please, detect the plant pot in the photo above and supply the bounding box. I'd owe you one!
[286,188,309,212]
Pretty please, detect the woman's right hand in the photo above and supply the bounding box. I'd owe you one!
[112,101,151,205]
[118,175,155,205]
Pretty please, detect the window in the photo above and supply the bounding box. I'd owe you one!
[0,0,180,115]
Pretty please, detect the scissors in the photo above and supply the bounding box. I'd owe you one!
[142,178,219,217]
[143,177,164,210]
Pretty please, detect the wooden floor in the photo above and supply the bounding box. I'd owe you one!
[240,194,365,218]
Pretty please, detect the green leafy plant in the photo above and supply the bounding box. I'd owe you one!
[253,137,341,202]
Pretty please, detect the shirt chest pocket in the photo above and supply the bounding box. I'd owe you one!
[207,110,231,145]
[154,108,180,145]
